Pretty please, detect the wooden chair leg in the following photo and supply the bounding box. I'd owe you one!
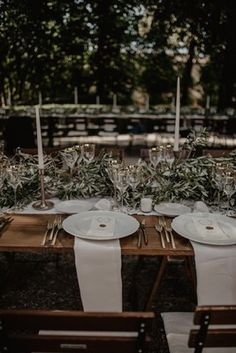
[145,256,168,311]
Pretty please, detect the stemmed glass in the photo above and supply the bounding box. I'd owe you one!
[127,165,140,211]
[115,167,129,212]
[82,144,95,164]
[164,144,175,168]
[223,173,235,215]
[149,146,164,169]
[7,165,23,209]
[107,159,121,210]
[214,163,226,211]
[61,147,81,176]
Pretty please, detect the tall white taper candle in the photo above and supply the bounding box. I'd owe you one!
[145,94,149,111]
[74,86,78,104]
[38,91,42,106]
[174,77,180,152]
[35,105,44,169]
[113,94,117,108]
[206,95,210,110]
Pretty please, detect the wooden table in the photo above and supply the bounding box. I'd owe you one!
[0,214,193,256]
[0,214,195,310]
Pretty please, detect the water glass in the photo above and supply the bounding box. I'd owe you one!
[115,168,129,212]
[149,146,164,169]
[82,144,95,164]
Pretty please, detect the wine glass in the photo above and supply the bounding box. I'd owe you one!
[61,147,80,175]
[164,144,175,168]
[82,144,95,164]
[115,167,129,212]
[149,147,163,169]
[7,165,23,209]
[223,173,235,215]
[127,165,140,211]
[214,163,226,211]
[107,159,121,210]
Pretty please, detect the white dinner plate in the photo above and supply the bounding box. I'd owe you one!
[63,211,139,240]
[172,212,236,245]
[55,200,94,214]
[154,202,191,217]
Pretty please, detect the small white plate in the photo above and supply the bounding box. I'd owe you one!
[154,202,191,217]
[63,211,139,240]
[55,200,94,214]
[172,212,236,245]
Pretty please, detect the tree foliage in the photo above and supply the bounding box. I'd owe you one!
[0,0,235,108]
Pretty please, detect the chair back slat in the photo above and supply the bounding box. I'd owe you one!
[0,310,153,331]
[188,306,236,353]
[189,329,236,348]
[194,305,236,325]
[0,310,154,353]
[5,335,150,353]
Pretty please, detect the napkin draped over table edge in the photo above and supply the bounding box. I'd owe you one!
[73,224,122,312]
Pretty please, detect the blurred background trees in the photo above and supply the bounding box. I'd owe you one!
[0,0,235,109]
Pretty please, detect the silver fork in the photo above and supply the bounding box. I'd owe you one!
[51,217,63,246]
[41,221,53,246]
[159,217,170,243]
[48,217,59,243]
[165,222,176,249]
[155,222,165,248]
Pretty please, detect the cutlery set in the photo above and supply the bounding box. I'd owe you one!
[137,216,176,249]
[41,216,63,246]
[156,217,176,249]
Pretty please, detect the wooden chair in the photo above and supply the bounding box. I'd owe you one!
[161,305,236,353]
[0,310,154,353]
[189,306,236,353]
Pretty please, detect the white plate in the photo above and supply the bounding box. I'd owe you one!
[154,202,191,217]
[55,200,94,214]
[172,212,236,245]
[63,211,139,240]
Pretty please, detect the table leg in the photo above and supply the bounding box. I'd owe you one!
[145,256,168,311]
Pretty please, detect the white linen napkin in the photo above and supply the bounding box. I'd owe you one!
[191,216,226,240]
[87,215,115,237]
[73,230,122,312]
[191,202,236,305]
[191,241,236,305]
[193,201,209,213]
[94,199,112,211]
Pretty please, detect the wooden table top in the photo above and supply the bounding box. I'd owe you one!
[0,214,193,256]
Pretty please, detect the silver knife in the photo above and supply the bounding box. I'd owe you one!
[141,219,148,245]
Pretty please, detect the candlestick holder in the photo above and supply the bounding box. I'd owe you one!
[32,168,54,210]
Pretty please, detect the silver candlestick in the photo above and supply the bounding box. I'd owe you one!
[32,169,54,210]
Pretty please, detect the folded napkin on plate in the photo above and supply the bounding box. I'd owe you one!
[87,215,115,237]
[193,201,209,213]
[191,241,236,305]
[192,215,226,239]
[94,199,111,211]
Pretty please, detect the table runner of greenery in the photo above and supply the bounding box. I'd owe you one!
[0,132,235,210]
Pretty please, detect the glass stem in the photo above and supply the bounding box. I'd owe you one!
[13,187,17,209]
[121,191,124,211]
[114,186,117,208]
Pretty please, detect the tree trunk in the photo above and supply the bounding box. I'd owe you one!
[182,38,196,106]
